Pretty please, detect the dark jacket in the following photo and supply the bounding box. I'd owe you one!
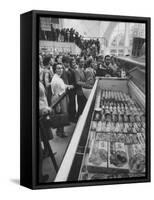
[66,68,76,86]
[74,68,92,95]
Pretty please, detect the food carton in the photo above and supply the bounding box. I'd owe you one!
[87,140,108,173]
[95,132,110,142]
[91,121,97,131]
[108,142,129,172]
[127,144,145,173]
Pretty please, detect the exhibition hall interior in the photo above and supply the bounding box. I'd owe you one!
[39,17,146,183]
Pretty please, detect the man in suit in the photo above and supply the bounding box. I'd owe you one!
[74,58,92,118]
[62,56,77,122]
[85,57,96,87]
[103,55,114,76]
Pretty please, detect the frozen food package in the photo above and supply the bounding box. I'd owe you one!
[87,140,108,172]
[91,121,97,131]
[88,131,96,148]
[127,144,145,173]
[108,142,129,171]
[95,132,110,142]
[96,121,102,132]
[116,133,126,143]
[137,133,145,145]
[93,111,101,121]
[110,133,117,142]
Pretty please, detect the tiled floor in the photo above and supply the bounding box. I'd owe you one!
[42,122,76,182]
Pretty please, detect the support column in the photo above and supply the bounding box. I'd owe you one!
[124,23,130,55]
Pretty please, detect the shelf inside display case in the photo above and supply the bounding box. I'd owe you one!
[54,77,145,182]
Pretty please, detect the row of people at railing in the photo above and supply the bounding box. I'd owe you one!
[39,25,100,54]
[39,26,81,43]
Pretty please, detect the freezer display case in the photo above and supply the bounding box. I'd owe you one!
[55,67,146,182]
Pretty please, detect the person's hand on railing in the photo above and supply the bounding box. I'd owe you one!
[65,84,74,90]
[41,107,52,119]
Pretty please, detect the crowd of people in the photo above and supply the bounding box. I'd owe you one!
[39,52,122,134]
[39,25,100,56]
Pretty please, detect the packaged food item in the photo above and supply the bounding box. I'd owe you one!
[91,121,97,131]
[123,123,128,133]
[112,113,118,122]
[95,132,110,142]
[88,132,96,150]
[87,140,108,172]
[128,134,135,144]
[101,113,105,121]
[140,114,145,122]
[105,113,112,122]
[108,142,129,171]
[134,114,141,122]
[98,141,108,162]
[96,121,102,132]
[123,115,129,122]
[127,123,133,133]
[106,122,111,132]
[110,133,117,142]
[115,122,121,132]
[125,134,131,144]
[127,144,145,173]
[142,122,145,129]
[110,122,115,132]
[116,133,126,143]
[141,132,145,140]
[137,133,145,145]
[89,131,96,143]
[131,134,139,144]
[94,109,101,121]
[132,125,137,133]
[101,122,106,132]
[118,114,123,122]
[129,115,135,123]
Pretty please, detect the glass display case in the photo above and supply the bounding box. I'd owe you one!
[78,79,145,181]
[55,66,145,182]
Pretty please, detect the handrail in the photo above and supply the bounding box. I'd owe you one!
[39,91,67,120]
[117,56,145,67]
[52,92,67,109]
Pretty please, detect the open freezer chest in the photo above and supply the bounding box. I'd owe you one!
[78,77,145,181]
